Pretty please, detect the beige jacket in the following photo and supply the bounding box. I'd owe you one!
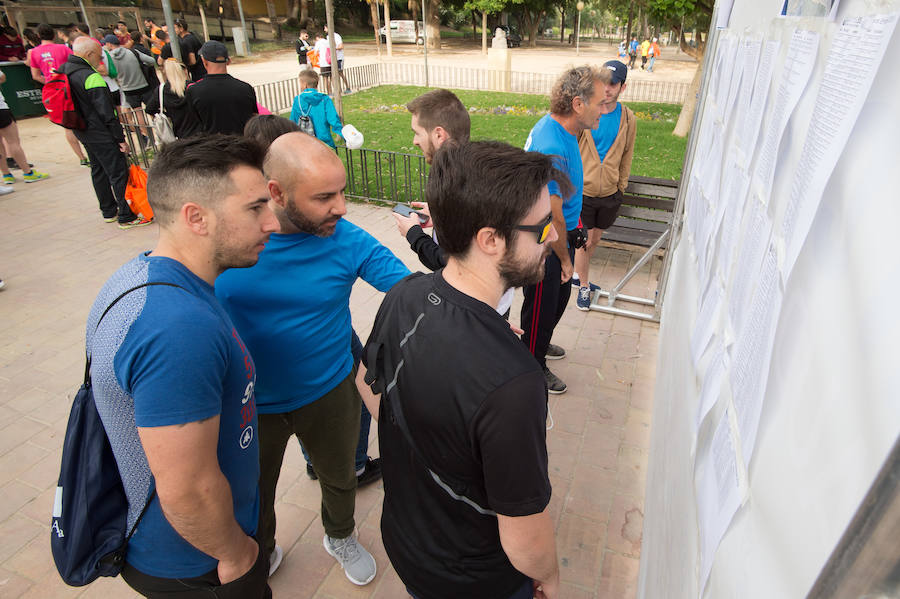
[578,104,636,197]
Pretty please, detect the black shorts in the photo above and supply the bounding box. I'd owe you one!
[320,65,331,75]
[0,108,14,129]
[124,86,150,109]
[581,191,624,230]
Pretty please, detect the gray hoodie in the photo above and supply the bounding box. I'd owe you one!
[109,45,157,92]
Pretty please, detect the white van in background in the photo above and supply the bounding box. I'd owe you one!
[380,20,425,44]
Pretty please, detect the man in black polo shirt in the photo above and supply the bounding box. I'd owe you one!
[186,41,257,135]
[360,141,563,599]
[173,18,206,81]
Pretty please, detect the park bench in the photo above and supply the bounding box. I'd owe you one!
[599,175,680,252]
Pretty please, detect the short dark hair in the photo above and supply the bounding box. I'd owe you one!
[37,23,55,40]
[406,89,470,144]
[155,30,168,41]
[174,18,188,30]
[74,23,90,35]
[130,30,143,44]
[244,115,301,150]
[147,135,267,226]
[2,26,17,37]
[426,141,571,257]
[117,20,127,27]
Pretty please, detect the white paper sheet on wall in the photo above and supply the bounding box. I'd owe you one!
[781,13,899,279]
[691,281,725,368]
[729,241,783,466]
[696,408,743,594]
[711,159,750,281]
[696,342,730,429]
[732,39,763,161]
[752,29,820,196]
[728,195,773,335]
[738,39,781,161]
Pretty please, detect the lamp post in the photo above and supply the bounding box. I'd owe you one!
[575,1,584,55]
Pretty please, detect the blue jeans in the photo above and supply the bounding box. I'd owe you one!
[648,55,656,71]
[299,329,371,471]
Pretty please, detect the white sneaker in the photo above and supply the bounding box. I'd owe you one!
[0,184,13,196]
[268,544,283,577]
[324,532,376,585]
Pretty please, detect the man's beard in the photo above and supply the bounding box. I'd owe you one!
[285,198,340,237]
[498,244,549,289]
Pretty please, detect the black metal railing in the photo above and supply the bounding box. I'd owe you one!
[336,146,427,205]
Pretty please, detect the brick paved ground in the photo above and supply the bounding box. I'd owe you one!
[0,115,659,598]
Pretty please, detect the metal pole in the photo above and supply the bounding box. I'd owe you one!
[576,1,583,55]
[236,0,251,55]
[421,0,429,86]
[77,0,92,34]
[160,0,182,62]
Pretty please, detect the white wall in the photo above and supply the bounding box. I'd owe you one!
[639,1,900,598]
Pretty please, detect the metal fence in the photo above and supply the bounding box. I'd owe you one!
[255,62,690,114]
[336,146,427,205]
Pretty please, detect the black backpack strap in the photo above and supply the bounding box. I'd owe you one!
[85,282,186,545]
[374,300,497,517]
[85,282,187,385]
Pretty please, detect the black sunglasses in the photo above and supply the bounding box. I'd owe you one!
[514,213,553,244]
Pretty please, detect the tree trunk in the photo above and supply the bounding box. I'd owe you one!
[626,3,632,42]
[481,10,488,54]
[265,0,280,40]
[370,0,381,57]
[521,9,542,48]
[384,0,393,56]
[288,0,300,20]
[410,0,419,41]
[559,8,565,44]
[426,0,440,49]
[673,57,702,137]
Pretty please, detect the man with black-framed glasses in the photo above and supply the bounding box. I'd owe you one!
[358,141,567,599]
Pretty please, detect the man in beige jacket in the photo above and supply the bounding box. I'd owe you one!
[574,60,636,310]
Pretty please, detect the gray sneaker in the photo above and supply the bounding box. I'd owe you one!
[324,532,376,585]
[546,343,566,360]
[543,366,567,394]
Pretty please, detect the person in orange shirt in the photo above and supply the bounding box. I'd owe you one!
[144,17,163,55]
[648,37,661,72]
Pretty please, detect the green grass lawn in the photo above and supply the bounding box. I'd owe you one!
[340,85,686,181]
[284,84,686,203]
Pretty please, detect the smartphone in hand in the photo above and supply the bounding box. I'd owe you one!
[393,204,429,224]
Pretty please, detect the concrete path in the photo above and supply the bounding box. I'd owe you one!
[0,109,659,598]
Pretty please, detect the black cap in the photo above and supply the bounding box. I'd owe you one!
[603,60,627,84]
[102,34,120,45]
[199,40,229,63]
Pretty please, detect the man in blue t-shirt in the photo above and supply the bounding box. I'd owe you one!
[216,132,410,587]
[86,136,280,597]
[521,65,607,394]
[574,60,636,310]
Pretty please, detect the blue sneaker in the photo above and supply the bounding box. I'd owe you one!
[576,286,592,311]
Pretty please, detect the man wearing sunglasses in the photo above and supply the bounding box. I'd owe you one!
[522,65,608,394]
[359,140,567,599]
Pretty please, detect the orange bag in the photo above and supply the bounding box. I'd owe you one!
[307,49,319,68]
[125,163,154,221]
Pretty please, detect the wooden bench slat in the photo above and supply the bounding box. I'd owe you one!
[617,206,674,223]
[621,195,676,211]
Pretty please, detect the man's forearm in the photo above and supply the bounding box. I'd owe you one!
[550,218,569,265]
[498,511,560,587]
[157,469,251,563]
